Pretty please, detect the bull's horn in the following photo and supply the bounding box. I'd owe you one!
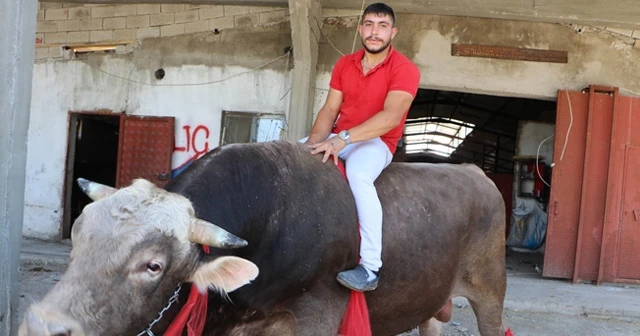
[76,178,118,201]
[189,219,248,249]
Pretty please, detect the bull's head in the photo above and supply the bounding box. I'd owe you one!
[19,179,259,336]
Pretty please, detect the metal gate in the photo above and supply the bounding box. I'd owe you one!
[116,115,175,188]
[544,86,640,284]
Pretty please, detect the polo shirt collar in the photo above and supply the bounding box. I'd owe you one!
[353,45,396,70]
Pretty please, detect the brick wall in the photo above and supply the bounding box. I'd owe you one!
[35,2,290,59]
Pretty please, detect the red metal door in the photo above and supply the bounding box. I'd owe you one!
[545,86,640,284]
[616,146,640,281]
[599,95,640,284]
[116,115,175,188]
[543,90,589,279]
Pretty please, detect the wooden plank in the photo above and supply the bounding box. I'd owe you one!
[451,44,568,63]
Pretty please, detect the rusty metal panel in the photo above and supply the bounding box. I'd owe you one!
[543,90,589,279]
[599,95,640,284]
[451,44,568,63]
[572,86,615,283]
[598,94,633,283]
[116,116,175,188]
[616,145,640,280]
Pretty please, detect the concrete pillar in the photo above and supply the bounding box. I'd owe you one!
[286,0,321,141]
[0,0,37,334]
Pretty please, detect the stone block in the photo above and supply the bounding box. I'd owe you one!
[150,13,174,26]
[259,10,287,25]
[46,8,68,21]
[175,10,199,24]
[199,6,224,20]
[37,21,58,33]
[49,46,64,58]
[606,27,634,37]
[161,4,186,13]
[40,2,63,9]
[321,8,339,17]
[161,24,185,37]
[35,34,44,44]
[209,16,234,30]
[80,18,103,31]
[184,20,209,34]
[224,6,249,16]
[90,30,113,42]
[37,9,45,21]
[136,27,160,39]
[68,7,91,20]
[250,6,273,14]
[234,14,259,28]
[186,4,207,10]
[113,29,136,41]
[67,31,90,43]
[114,5,137,17]
[35,47,49,59]
[45,32,67,44]
[58,19,80,32]
[91,6,114,18]
[104,17,126,30]
[127,15,150,28]
[137,4,161,15]
[336,9,362,17]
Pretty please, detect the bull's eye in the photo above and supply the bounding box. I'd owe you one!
[146,262,163,274]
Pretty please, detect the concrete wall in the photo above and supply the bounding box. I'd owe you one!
[312,13,640,116]
[26,3,640,240]
[26,2,293,239]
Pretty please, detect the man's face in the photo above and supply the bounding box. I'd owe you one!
[358,13,398,54]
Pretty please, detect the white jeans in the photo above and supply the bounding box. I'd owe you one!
[300,135,393,272]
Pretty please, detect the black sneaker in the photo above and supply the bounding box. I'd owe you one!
[336,265,378,292]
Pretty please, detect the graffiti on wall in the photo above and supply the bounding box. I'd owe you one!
[172,124,212,177]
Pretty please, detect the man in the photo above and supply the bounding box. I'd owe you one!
[303,3,420,291]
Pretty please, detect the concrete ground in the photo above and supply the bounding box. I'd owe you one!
[18,239,640,335]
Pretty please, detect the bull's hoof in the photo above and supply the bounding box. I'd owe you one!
[336,265,379,292]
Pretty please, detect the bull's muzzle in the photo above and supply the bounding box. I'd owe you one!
[19,305,86,336]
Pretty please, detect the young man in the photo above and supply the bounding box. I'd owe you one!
[304,3,420,291]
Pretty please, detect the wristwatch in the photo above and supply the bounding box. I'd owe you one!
[338,130,351,145]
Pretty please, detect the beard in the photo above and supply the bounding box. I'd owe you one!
[361,36,391,54]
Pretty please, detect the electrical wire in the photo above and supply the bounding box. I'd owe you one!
[559,90,573,161]
[78,52,290,87]
[351,0,366,53]
[536,135,553,188]
[315,16,345,56]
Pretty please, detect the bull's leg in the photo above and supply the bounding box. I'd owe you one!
[467,297,505,336]
[463,243,507,335]
[418,317,442,336]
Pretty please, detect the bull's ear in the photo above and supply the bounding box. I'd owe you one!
[189,256,259,294]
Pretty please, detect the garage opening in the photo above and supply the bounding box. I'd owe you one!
[396,88,557,275]
[62,113,120,238]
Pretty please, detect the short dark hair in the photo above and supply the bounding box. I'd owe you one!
[362,2,396,26]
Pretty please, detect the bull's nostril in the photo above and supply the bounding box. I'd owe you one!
[52,333,70,336]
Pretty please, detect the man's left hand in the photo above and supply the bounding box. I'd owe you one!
[310,136,346,165]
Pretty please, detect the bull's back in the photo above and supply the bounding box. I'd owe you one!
[366,162,505,334]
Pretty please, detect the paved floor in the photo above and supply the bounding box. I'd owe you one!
[18,238,640,334]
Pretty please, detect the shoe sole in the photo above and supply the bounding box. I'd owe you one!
[336,276,377,292]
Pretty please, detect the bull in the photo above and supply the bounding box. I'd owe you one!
[20,141,507,335]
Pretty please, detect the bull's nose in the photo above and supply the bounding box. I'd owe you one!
[20,306,82,336]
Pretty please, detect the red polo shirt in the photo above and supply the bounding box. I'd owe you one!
[330,46,420,153]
